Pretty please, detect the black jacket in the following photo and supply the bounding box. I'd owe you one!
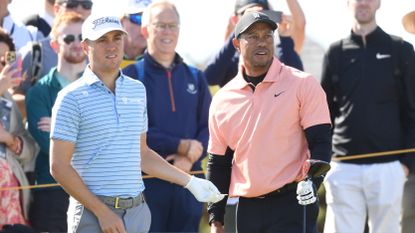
[321,26,415,172]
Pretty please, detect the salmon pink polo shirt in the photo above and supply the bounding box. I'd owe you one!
[208,57,331,197]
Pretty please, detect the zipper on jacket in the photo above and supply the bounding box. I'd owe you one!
[167,70,176,112]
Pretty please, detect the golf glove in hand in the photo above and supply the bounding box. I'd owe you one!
[296,180,317,205]
[185,176,226,203]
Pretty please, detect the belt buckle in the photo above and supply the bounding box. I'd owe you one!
[115,197,120,209]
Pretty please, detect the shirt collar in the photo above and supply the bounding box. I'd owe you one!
[55,70,77,88]
[83,65,125,86]
[232,57,283,89]
[349,26,384,45]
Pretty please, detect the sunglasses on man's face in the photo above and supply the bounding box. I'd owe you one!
[127,13,142,25]
[61,0,93,10]
[61,34,83,45]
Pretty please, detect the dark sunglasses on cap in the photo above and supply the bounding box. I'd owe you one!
[126,13,142,25]
[60,0,93,10]
[61,34,83,45]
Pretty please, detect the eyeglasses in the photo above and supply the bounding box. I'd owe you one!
[60,0,93,10]
[152,22,180,32]
[61,34,83,45]
[127,13,142,25]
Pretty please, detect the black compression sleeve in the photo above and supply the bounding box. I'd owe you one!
[206,147,234,225]
[304,124,332,163]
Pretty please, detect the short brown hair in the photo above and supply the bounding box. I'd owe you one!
[50,11,85,40]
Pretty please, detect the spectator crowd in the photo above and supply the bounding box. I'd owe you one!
[0,0,414,233]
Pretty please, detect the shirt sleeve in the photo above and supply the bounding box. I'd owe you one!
[50,91,80,143]
[399,41,415,173]
[207,95,229,155]
[299,76,331,129]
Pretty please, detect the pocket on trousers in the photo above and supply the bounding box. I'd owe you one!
[67,198,84,233]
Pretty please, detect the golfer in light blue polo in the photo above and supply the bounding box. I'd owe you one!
[49,12,225,233]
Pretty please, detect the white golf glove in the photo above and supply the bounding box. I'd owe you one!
[296,180,317,205]
[184,176,226,203]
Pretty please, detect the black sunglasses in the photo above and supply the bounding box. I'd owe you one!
[61,1,93,10]
[61,34,83,45]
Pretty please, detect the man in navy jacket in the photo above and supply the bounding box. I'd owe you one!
[122,1,211,232]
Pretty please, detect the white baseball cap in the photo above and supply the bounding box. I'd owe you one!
[82,14,128,41]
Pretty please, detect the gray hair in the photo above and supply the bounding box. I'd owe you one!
[141,0,180,27]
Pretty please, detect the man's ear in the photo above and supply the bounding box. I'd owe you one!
[232,37,240,53]
[81,41,89,55]
[50,40,60,53]
[141,26,149,39]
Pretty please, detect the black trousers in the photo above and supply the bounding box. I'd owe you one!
[29,188,69,233]
[237,187,319,233]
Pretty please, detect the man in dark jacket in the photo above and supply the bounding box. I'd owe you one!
[204,0,305,87]
[321,0,415,232]
[122,1,212,232]
[401,9,415,233]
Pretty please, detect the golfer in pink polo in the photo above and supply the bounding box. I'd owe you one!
[207,11,331,233]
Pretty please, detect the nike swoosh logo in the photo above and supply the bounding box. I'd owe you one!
[274,91,285,97]
[376,53,391,59]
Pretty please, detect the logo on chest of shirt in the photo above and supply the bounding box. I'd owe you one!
[274,90,285,98]
[376,53,391,60]
[121,97,143,104]
[186,83,197,94]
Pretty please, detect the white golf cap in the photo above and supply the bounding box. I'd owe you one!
[82,14,127,41]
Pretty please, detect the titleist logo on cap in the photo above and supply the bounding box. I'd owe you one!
[92,17,121,30]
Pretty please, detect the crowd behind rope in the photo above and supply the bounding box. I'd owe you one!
[0,0,414,233]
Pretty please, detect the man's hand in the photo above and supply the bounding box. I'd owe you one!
[186,140,203,163]
[210,221,225,233]
[296,180,317,205]
[37,117,51,132]
[401,163,410,177]
[185,176,226,203]
[173,154,193,172]
[277,14,294,36]
[96,208,126,233]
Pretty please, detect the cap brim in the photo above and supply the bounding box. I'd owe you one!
[403,11,415,34]
[83,28,128,41]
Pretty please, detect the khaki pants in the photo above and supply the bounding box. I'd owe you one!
[324,161,406,233]
[67,197,151,233]
[402,174,415,233]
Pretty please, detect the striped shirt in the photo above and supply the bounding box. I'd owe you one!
[50,66,147,197]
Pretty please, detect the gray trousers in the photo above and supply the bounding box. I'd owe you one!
[67,197,151,233]
[402,174,415,233]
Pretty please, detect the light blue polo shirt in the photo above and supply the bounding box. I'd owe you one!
[51,66,147,197]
